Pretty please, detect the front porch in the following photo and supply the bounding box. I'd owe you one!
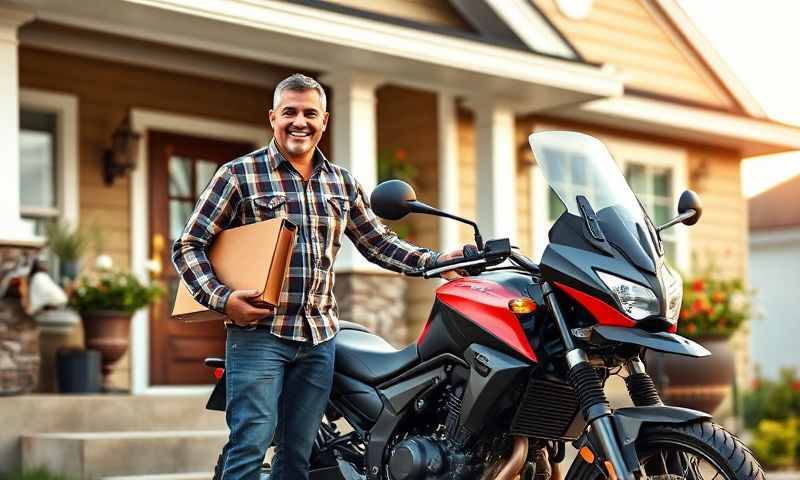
[1,0,621,395]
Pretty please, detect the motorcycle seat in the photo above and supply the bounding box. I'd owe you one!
[334,327,419,385]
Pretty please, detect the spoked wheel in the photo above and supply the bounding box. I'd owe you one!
[566,421,765,480]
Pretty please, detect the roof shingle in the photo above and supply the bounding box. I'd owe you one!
[748,174,800,230]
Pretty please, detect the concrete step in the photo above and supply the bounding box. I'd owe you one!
[103,473,212,480]
[21,430,228,480]
[1,394,226,472]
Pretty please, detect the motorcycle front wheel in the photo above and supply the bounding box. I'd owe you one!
[565,421,764,480]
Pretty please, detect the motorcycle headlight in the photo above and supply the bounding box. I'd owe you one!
[596,271,659,320]
[661,264,682,324]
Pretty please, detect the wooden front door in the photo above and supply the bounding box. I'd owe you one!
[149,131,254,385]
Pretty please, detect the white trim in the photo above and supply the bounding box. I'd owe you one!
[559,95,800,156]
[323,71,385,274]
[0,5,37,243]
[529,124,690,272]
[485,0,577,59]
[750,227,800,248]
[437,92,460,252]
[129,108,267,395]
[19,88,80,228]
[474,97,517,242]
[653,0,766,118]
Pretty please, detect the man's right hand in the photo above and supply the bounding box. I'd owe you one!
[224,290,274,327]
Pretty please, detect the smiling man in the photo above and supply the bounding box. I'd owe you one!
[172,73,464,480]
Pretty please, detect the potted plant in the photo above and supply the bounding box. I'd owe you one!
[647,264,753,413]
[45,221,88,282]
[69,265,162,387]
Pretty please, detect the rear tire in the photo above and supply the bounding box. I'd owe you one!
[566,421,765,480]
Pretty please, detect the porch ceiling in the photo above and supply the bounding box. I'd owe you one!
[20,0,622,113]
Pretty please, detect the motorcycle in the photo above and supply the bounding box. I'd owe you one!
[204,131,763,480]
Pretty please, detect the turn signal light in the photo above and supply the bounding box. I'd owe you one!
[508,297,537,314]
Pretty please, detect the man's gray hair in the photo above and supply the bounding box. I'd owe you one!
[273,73,327,112]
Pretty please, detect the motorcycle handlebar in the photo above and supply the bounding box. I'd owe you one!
[406,239,540,278]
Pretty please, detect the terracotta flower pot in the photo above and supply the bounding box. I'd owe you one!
[646,336,735,414]
[81,310,132,387]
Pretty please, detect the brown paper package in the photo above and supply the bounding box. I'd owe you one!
[171,218,297,322]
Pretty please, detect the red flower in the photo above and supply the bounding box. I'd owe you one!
[691,298,704,314]
[679,309,689,320]
[395,148,407,160]
[685,323,697,334]
[712,291,726,303]
[792,381,800,392]
[692,280,705,292]
[752,379,761,390]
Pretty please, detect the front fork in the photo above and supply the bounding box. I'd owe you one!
[542,283,663,480]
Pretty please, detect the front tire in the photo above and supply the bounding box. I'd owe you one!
[566,421,765,480]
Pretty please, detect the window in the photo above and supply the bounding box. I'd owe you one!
[18,89,79,246]
[19,109,59,236]
[625,163,677,262]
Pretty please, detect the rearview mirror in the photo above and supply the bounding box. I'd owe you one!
[656,189,702,231]
[677,189,702,226]
[370,180,417,220]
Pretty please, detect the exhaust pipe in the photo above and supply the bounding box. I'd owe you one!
[492,435,528,480]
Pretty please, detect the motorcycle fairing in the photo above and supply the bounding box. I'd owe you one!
[459,344,530,433]
[433,277,537,362]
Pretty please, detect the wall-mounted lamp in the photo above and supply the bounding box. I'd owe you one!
[103,115,141,186]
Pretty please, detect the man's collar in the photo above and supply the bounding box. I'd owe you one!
[267,138,332,174]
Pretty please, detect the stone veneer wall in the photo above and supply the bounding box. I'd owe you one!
[0,245,41,395]
[333,272,407,346]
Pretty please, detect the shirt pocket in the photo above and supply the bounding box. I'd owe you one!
[324,194,350,247]
[248,193,287,222]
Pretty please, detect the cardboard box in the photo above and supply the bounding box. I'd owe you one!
[171,218,297,322]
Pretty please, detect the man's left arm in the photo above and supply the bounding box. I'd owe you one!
[345,180,441,274]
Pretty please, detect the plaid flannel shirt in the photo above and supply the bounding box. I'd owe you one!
[172,140,439,344]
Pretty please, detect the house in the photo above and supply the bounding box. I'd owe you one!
[4,0,799,393]
[748,175,800,380]
[3,0,799,475]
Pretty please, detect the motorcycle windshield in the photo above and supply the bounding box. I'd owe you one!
[529,131,660,272]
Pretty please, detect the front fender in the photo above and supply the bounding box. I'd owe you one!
[593,326,710,357]
[613,405,711,448]
[610,405,711,473]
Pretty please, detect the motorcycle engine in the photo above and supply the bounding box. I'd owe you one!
[388,436,446,480]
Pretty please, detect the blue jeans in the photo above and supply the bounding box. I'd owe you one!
[221,326,336,480]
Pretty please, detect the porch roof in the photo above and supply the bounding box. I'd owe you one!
[21,0,623,113]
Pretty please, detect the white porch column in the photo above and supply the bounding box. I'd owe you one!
[322,71,384,272]
[0,5,35,241]
[437,92,460,251]
[474,98,517,242]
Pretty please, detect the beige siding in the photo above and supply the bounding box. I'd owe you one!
[687,147,747,279]
[457,109,478,245]
[376,85,440,340]
[326,0,471,31]
[534,0,736,110]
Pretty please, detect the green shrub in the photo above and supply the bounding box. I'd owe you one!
[751,418,798,470]
[1,467,75,480]
[743,369,800,429]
